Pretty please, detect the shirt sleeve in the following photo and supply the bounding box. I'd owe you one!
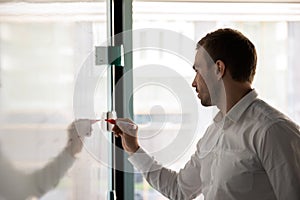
[31,148,75,197]
[0,148,75,200]
[258,120,300,200]
[128,146,202,200]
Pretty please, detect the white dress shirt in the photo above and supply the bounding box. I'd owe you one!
[0,148,75,200]
[129,90,300,200]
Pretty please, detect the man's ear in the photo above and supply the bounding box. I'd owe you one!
[215,60,225,80]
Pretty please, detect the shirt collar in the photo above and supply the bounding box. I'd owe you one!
[214,89,258,123]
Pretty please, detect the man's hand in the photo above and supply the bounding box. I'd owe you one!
[112,118,139,154]
[66,119,93,157]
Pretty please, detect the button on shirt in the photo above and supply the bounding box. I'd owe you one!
[129,90,300,200]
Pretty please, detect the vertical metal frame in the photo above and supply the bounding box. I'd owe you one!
[122,1,134,199]
[107,0,116,199]
[114,0,134,199]
[106,0,133,199]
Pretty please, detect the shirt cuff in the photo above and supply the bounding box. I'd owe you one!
[128,147,155,173]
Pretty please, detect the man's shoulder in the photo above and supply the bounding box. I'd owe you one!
[246,98,297,130]
[249,99,287,120]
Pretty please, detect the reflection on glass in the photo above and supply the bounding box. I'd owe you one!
[0,1,109,200]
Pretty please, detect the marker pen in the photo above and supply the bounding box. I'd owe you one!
[105,119,116,124]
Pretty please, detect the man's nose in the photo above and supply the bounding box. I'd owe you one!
[192,77,196,87]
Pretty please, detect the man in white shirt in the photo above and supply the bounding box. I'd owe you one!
[113,28,300,199]
[0,119,93,200]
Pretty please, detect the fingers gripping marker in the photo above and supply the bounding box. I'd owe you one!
[116,121,137,131]
[106,119,138,136]
[105,119,116,124]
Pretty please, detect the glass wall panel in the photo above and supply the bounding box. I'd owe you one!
[0,1,110,200]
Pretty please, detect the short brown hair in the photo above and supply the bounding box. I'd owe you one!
[197,28,257,83]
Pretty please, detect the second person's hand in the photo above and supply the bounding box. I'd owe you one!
[66,119,94,157]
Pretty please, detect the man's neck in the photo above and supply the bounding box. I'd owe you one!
[219,81,252,114]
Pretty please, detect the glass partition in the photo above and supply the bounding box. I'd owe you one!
[0,1,112,199]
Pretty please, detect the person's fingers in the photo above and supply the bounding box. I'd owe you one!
[115,133,122,138]
[116,118,134,123]
[112,125,121,132]
[114,119,137,136]
[113,130,123,138]
[112,125,124,137]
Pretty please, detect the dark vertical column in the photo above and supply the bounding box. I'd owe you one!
[113,0,125,199]
[112,0,134,199]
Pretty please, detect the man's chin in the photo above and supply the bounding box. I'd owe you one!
[201,102,212,107]
[199,97,212,107]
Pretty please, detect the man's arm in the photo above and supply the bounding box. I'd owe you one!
[113,118,202,200]
[31,119,92,198]
[0,142,76,200]
[129,147,202,200]
[258,120,300,200]
[0,119,91,199]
